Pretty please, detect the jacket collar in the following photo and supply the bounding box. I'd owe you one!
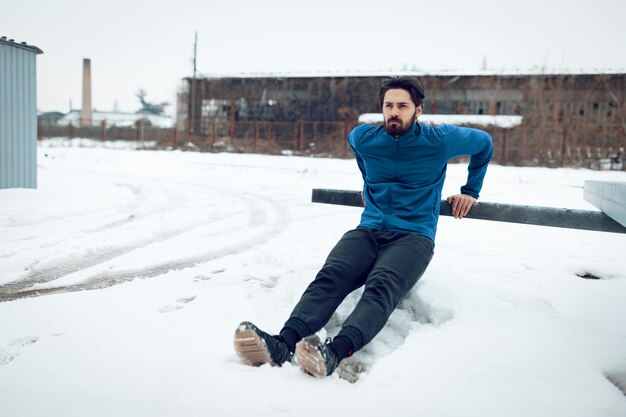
[381,123,422,141]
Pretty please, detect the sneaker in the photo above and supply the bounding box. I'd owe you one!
[295,335,338,378]
[233,321,293,367]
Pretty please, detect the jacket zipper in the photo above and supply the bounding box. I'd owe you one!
[390,136,399,213]
[394,136,399,180]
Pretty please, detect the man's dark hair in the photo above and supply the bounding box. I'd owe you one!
[378,76,426,108]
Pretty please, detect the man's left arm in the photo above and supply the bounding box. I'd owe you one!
[444,127,494,219]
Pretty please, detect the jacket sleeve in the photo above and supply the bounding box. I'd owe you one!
[443,126,494,199]
[348,127,367,181]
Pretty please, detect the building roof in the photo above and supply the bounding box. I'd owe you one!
[0,36,43,54]
[196,68,626,80]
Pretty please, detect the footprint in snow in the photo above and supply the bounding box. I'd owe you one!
[193,268,226,282]
[0,336,39,366]
[159,296,196,313]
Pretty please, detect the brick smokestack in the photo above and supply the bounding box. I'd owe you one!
[80,58,92,126]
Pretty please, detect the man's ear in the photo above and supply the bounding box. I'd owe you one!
[415,104,423,120]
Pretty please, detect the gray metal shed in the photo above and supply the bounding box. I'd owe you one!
[0,36,43,189]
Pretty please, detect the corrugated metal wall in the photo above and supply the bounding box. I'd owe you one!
[0,40,39,189]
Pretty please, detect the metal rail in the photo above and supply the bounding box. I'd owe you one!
[311,188,626,234]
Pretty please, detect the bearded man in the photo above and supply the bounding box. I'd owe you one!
[234,76,494,378]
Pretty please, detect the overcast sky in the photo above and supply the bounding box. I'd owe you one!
[2,0,625,116]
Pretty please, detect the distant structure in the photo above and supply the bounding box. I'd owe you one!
[80,58,93,126]
[135,89,169,116]
[0,36,43,189]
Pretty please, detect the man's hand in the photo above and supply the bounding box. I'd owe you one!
[446,194,477,219]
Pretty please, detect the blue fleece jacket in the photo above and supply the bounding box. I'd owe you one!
[348,123,493,241]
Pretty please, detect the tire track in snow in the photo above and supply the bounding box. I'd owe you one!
[0,185,245,296]
[0,192,291,302]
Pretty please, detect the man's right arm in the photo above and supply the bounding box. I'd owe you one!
[348,126,369,207]
[348,126,368,181]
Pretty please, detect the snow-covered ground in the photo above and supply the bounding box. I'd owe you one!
[1,139,625,417]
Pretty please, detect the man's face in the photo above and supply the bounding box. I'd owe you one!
[382,88,422,136]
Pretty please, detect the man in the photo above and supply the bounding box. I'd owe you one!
[234,76,493,378]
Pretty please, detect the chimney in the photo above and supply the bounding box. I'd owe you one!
[80,58,92,126]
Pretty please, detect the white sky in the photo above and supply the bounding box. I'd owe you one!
[2,0,625,115]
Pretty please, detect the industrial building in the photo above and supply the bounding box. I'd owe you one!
[177,72,625,167]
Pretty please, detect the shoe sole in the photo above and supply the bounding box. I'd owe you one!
[295,338,327,378]
[233,322,271,366]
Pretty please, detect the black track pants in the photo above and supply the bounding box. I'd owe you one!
[283,227,434,351]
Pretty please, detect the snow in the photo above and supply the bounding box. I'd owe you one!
[1,140,626,417]
[57,110,173,128]
[359,113,523,128]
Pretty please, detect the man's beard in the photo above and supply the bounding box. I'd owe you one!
[384,113,416,136]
